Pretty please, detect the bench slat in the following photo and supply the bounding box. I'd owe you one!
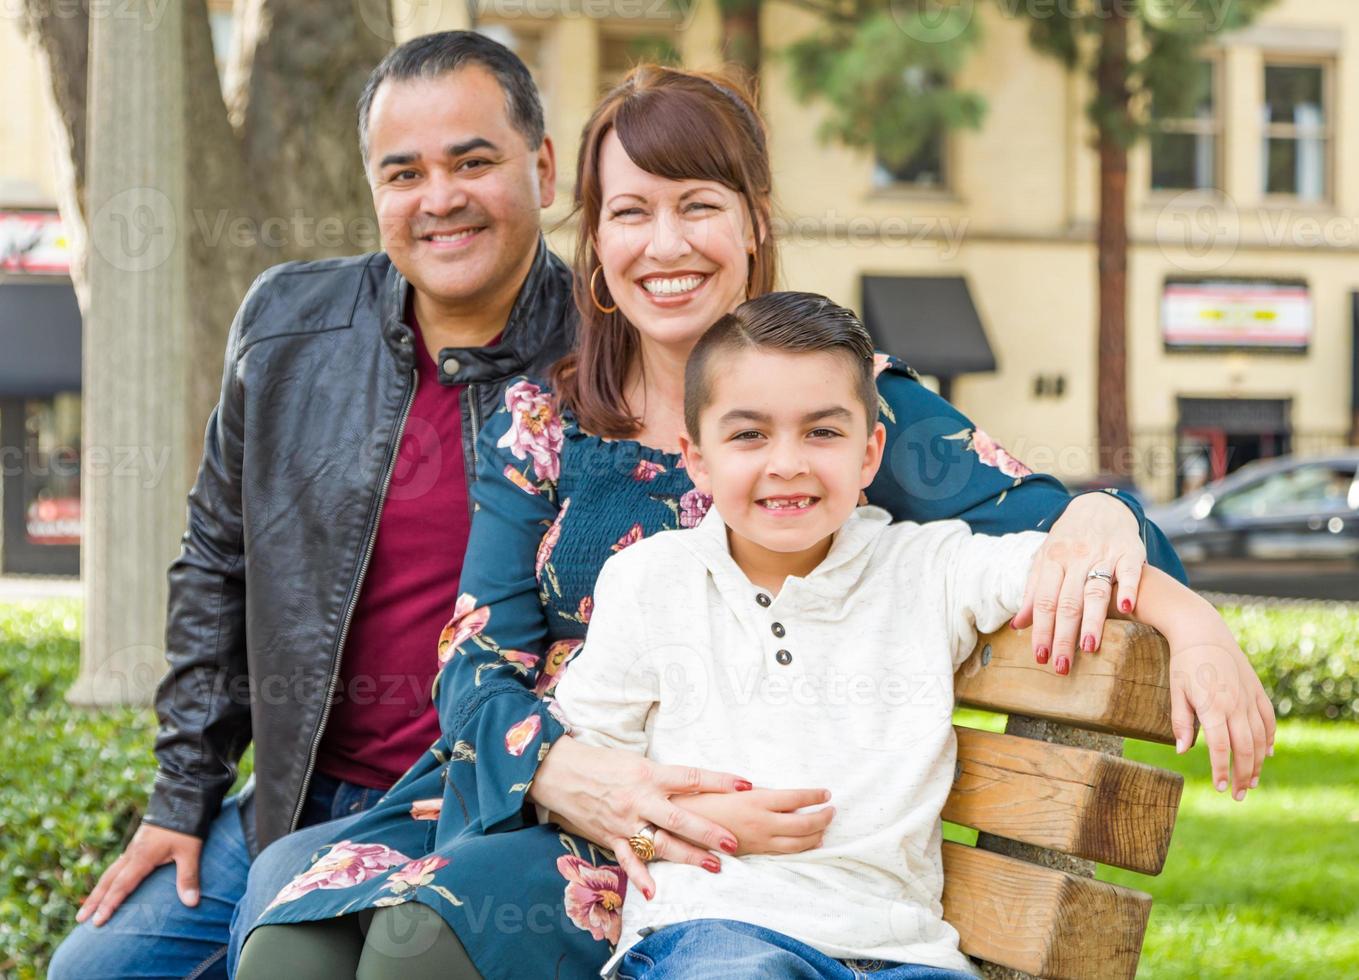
[944,726,1183,874]
[955,621,1175,744]
[941,841,1151,980]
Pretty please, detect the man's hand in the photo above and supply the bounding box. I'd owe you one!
[76,824,202,927]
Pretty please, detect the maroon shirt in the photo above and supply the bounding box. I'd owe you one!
[315,317,495,789]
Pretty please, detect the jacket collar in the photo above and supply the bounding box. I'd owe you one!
[379,236,574,384]
[679,504,893,610]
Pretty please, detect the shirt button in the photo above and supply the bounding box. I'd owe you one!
[442,356,461,375]
[755,593,771,607]
[775,649,792,666]
[771,622,785,638]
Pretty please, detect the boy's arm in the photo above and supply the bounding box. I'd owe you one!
[1118,566,1277,801]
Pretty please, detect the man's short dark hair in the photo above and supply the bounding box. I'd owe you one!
[357,30,545,169]
[684,291,879,442]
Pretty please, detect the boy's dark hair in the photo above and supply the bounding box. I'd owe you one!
[684,291,878,442]
[357,31,545,170]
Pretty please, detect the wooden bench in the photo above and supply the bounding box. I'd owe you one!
[944,620,1183,979]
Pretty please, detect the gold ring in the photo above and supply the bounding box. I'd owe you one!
[628,825,657,862]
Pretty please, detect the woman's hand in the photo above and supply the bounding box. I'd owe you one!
[1012,491,1146,675]
[1167,631,1277,802]
[529,737,752,899]
[673,788,834,857]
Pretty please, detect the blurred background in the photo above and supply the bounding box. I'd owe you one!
[0,0,1356,977]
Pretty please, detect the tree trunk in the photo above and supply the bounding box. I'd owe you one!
[718,0,762,91]
[19,0,392,706]
[1095,3,1132,478]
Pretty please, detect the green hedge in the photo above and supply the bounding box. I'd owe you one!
[1220,603,1359,722]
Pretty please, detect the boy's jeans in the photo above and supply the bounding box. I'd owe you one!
[614,919,979,980]
[48,772,384,980]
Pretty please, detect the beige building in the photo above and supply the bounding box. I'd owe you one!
[3,0,1356,521]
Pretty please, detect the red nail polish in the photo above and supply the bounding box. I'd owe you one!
[1119,598,1132,613]
[735,780,753,791]
[1082,634,1095,653]
[702,858,721,874]
[644,887,654,900]
[720,838,738,854]
[1036,645,1050,664]
[1055,655,1070,675]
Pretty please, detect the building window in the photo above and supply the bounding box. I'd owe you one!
[1262,62,1329,202]
[598,29,681,95]
[872,68,947,191]
[1150,60,1220,192]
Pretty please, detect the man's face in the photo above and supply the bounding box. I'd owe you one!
[366,66,555,309]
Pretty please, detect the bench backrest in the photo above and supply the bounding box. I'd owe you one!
[943,621,1183,979]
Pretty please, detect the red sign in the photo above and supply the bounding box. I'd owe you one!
[0,211,71,275]
[26,496,81,546]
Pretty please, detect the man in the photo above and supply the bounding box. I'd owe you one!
[50,31,574,979]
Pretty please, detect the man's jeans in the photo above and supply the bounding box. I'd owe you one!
[615,919,980,980]
[48,772,385,980]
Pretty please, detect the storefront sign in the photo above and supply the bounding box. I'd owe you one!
[26,496,81,546]
[1162,278,1311,351]
[0,211,71,275]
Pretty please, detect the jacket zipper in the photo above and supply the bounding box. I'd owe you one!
[289,367,418,831]
[468,383,482,475]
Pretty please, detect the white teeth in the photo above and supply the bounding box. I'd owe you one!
[642,275,704,296]
[760,497,814,510]
[428,229,477,242]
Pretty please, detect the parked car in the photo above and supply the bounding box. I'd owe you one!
[1146,451,1359,600]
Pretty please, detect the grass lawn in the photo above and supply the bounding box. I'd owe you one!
[950,709,1359,978]
[2,599,1356,977]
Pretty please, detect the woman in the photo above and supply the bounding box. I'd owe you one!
[238,67,1248,979]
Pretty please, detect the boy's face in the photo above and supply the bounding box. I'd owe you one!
[681,347,886,562]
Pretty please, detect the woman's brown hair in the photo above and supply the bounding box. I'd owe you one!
[551,65,778,438]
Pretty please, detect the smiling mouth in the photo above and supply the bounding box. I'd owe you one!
[421,227,484,245]
[639,273,709,297]
[757,495,820,512]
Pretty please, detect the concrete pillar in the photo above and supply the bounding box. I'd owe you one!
[68,0,190,706]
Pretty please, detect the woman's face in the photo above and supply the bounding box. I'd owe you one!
[594,129,759,354]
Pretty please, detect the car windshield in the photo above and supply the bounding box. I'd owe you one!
[1214,463,1358,519]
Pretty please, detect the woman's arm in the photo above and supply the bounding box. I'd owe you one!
[435,380,746,862]
[1122,567,1276,800]
[866,358,1185,673]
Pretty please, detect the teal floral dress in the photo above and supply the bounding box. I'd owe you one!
[248,356,1185,979]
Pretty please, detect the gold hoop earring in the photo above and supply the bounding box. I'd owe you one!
[589,266,617,315]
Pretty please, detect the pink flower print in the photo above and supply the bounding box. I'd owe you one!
[873,352,892,378]
[410,798,442,821]
[679,488,713,528]
[505,714,542,757]
[969,428,1032,479]
[503,464,540,496]
[631,459,667,482]
[497,380,564,483]
[266,840,410,909]
[386,855,450,893]
[502,649,541,671]
[557,855,626,945]
[536,499,571,581]
[577,596,593,624]
[534,638,583,697]
[437,594,490,666]
[612,523,644,552]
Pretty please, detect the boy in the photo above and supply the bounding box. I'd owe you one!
[548,292,1270,979]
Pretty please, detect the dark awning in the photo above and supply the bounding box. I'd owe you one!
[861,275,996,377]
[0,279,82,396]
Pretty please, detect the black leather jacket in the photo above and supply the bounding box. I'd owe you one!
[144,239,576,855]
